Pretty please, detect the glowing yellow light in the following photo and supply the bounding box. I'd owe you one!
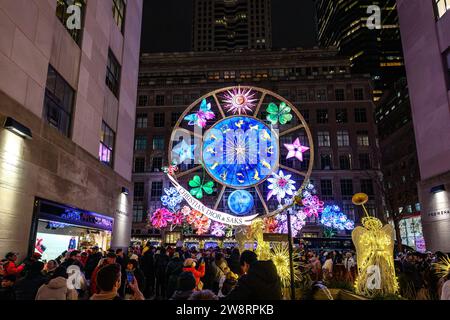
[433,256,450,280]
[270,243,300,289]
[352,216,399,298]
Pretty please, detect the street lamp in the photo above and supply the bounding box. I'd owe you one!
[3,117,32,139]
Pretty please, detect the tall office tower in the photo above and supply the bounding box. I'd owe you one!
[193,0,272,51]
[397,0,450,252]
[315,0,405,101]
[0,0,143,258]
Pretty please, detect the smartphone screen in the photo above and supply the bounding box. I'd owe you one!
[126,271,134,283]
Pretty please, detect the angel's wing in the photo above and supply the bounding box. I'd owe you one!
[352,226,368,268]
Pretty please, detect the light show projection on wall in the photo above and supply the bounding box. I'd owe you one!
[169,86,314,222]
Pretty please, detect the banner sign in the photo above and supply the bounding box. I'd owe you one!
[167,174,258,226]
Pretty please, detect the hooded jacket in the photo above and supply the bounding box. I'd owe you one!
[183,263,206,286]
[35,277,78,300]
[225,260,282,300]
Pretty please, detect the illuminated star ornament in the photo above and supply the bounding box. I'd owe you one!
[284,138,309,162]
[222,87,258,115]
[184,99,215,128]
[172,140,196,164]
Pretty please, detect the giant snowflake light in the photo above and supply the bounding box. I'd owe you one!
[320,205,355,231]
[222,87,258,115]
[267,170,296,204]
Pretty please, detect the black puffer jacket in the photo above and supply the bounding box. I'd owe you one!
[165,257,184,299]
[225,260,282,300]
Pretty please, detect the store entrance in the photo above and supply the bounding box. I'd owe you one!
[29,198,114,261]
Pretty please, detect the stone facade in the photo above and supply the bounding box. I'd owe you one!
[0,0,143,256]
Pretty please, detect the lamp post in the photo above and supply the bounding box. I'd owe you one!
[286,207,296,300]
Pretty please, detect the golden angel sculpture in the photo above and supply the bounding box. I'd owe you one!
[352,216,399,297]
[352,194,399,298]
[235,218,271,260]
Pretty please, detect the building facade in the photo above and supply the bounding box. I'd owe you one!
[315,0,405,101]
[193,0,272,51]
[0,0,143,259]
[376,77,424,251]
[132,48,383,243]
[397,0,450,252]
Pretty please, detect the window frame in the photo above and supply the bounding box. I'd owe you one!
[112,0,127,33]
[99,121,115,167]
[106,49,121,98]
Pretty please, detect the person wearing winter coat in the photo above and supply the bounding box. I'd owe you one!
[140,244,155,298]
[165,252,184,299]
[124,259,146,298]
[35,266,77,300]
[225,250,282,300]
[227,248,241,276]
[170,272,196,300]
[154,248,170,299]
[14,261,47,300]
[3,252,25,277]
[90,252,117,295]
[84,247,102,280]
[183,258,206,290]
[0,275,16,300]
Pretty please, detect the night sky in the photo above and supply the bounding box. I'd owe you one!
[140,0,318,53]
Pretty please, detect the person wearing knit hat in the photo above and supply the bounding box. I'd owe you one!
[183,258,205,290]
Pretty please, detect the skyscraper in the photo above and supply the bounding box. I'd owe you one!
[397,0,450,252]
[315,0,405,101]
[192,0,272,51]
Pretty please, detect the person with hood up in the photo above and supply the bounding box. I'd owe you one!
[35,266,77,300]
[170,271,196,300]
[165,252,184,299]
[225,250,282,300]
[183,258,206,290]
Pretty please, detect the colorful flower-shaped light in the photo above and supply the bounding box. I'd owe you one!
[267,170,296,203]
[302,195,324,218]
[189,175,214,199]
[151,208,173,229]
[161,187,183,211]
[284,138,310,162]
[172,140,196,164]
[266,102,293,125]
[210,222,226,237]
[171,211,184,226]
[184,99,215,128]
[222,87,258,115]
[264,217,279,233]
[320,205,355,231]
[275,210,307,237]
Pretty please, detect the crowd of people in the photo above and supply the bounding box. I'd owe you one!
[0,244,449,300]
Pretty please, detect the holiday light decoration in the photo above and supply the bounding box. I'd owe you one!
[188,175,215,199]
[150,208,173,229]
[267,170,296,203]
[160,187,183,211]
[270,243,301,289]
[171,211,184,226]
[320,205,355,231]
[302,195,324,218]
[222,87,258,115]
[184,99,215,128]
[195,218,211,235]
[433,255,450,280]
[284,138,310,162]
[162,163,179,176]
[352,215,399,298]
[263,217,278,233]
[181,205,192,217]
[275,209,307,237]
[172,140,196,164]
[210,221,226,237]
[266,102,293,125]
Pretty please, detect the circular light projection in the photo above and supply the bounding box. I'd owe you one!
[227,190,255,216]
[202,116,279,189]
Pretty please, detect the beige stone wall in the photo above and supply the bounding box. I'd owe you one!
[0,90,133,257]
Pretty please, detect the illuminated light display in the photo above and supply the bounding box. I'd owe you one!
[227,190,254,215]
[320,205,355,231]
[302,195,324,218]
[267,170,296,204]
[172,140,196,164]
[160,187,183,211]
[222,87,258,115]
[210,221,226,237]
[202,116,278,188]
[184,99,215,128]
[284,138,310,162]
[188,175,215,199]
[275,210,307,237]
[263,216,278,233]
[270,243,301,289]
[352,216,399,297]
[433,256,450,280]
[150,208,173,229]
[266,102,293,125]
